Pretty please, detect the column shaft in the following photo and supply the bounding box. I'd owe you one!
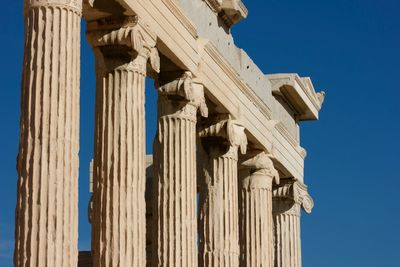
[273,203,301,267]
[92,55,147,266]
[273,180,313,267]
[200,147,240,267]
[154,99,198,267]
[153,73,207,267]
[15,1,81,266]
[88,18,159,267]
[239,173,274,267]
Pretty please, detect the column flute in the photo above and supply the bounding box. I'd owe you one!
[15,0,82,266]
[153,71,208,267]
[273,180,314,267]
[198,119,248,267]
[239,151,280,267]
[87,16,160,267]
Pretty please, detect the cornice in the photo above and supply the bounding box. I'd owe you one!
[202,41,272,120]
[204,0,221,13]
[294,75,324,111]
[268,74,325,120]
[203,0,248,27]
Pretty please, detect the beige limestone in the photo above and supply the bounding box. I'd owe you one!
[153,71,208,267]
[273,180,314,267]
[198,119,247,267]
[113,0,326,181]
[14,0,326,265]
[204,0,248,27]
[239,151,280,267]
[15,0,81,266]
[87,16,159,267]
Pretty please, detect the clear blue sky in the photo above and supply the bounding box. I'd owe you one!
[1,1,399,266]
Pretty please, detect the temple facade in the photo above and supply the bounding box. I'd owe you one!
[15,0,325,266]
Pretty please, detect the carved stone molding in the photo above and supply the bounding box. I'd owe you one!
[157,71,209,118]
[87,16,160,75]
[204,0,248,27]
[241,150,280,188]
[268,74,325,121]
[25,0,82,12]
[273,179,312,267]
[273,179,314,214]
[238,150,279,267]
[199,118,247,160]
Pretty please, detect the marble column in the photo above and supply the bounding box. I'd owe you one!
[153,71,208,267]
[239,151,280,267]
[199,119,248,267]
[15,1,81,266]
[87,17,160,267]
[273,180,314,267]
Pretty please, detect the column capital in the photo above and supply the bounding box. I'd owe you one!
[87,16,160,74]
[25,0,82,12]
[273,179,314,214]
[240,150,280,189]
[157,71,209,118]
[199,118,248,160]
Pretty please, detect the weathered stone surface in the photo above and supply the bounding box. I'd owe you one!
[239,151,279,267]
[273,180,314,267]
[26,0,82,11]
[198,119,247,267]
[87,17,159,267]
[153,71,208,267]
[15,1,81,266]
[14,1,326,266]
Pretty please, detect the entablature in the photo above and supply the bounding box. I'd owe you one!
[83,0,325,182]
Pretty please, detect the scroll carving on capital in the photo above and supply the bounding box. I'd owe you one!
[273,180,314,214]
[293,181,314,214]
[157,71,209,118]
[87,16,160,74]
[199,119,248,159]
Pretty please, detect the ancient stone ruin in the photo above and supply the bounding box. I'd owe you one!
[15,0,324,266]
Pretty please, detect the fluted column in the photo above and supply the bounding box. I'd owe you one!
[15,1,81,266]
[273,180,314,267]
[87,17,160,267]
[199,119,248,267]
[239,151,280,267]
[153,71,208,267]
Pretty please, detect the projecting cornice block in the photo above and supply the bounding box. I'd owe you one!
[204,0,248,27]
[267,74,325,121]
